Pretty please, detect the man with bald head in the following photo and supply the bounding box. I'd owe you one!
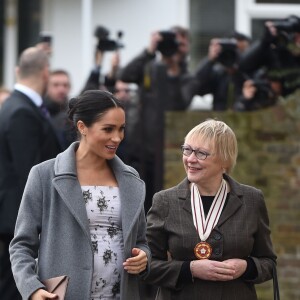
[0,47,61,299]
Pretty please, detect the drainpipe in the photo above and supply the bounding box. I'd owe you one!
[3,0,17,89]
[81,0,92,84]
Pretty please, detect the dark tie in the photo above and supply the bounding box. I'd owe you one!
[39,103,50,119]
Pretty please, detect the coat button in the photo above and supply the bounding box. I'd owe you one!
[214,248,221,255]
[214,233,222,240]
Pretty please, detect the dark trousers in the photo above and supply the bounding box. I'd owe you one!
[0,235,22,300]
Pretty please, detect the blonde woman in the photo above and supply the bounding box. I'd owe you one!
[145,119,276,300]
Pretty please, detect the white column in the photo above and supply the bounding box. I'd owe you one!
[3,0,17,89]
[247,3,300,19]
[176,0,189,28]
[235,0,252,37]
[81,0,93,81]
[235,0,300,37]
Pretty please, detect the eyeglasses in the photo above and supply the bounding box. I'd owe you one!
[181,145,211,160]
[115,88,131,93]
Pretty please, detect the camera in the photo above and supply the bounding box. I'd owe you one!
[94,25,124,52]
[217,38,238,68]
[273,15,300,33]
[39,31,52,45]
[157,31,179,57]
[252,79,272,97]
[272,15,300,47]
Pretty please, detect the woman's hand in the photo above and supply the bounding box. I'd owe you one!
[123,248,148,274]
[30,288,58,299]
[190,259,236,281]
[223,258,247,279]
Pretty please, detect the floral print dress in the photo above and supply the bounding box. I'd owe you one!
[82,186,124,300]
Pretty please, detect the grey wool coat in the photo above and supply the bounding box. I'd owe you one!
[145,175,276,300]
[9,142,151,300]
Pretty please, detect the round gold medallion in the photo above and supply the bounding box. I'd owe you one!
[194,241,212,259]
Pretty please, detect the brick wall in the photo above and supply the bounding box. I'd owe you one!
[164,90,300,300]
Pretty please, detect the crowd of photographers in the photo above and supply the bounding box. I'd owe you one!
[86,16,300,218]
[92,15,300,115]
[184,15,300,112]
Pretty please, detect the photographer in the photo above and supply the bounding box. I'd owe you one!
[234,69,279,111]
[81,26,139,165]
[239,15,300,97]
[81,49,121,92]
[81,26,124,93]
[182,35,249,111]
[118,26,192,214]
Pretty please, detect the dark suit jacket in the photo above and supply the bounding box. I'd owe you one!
[0,90,62,235]
[145,175,276,300]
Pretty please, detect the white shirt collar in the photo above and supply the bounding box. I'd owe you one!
[14,83,43,107]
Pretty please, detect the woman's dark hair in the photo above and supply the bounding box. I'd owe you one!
[68,90,124,129]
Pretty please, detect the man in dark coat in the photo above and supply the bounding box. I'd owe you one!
[0,47,62,300]
[182,37,248,111]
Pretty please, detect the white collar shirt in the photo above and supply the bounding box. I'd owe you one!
[14,83,43,107]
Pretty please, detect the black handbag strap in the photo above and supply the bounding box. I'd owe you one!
[272,262,280,300]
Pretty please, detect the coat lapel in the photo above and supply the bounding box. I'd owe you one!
[180,175,244,227]
[218,174,243,226]
[109,158,146,245]
[52,143,91,240]
[178,179,193,214]
[217,192,242,227]
[53,176,90,239]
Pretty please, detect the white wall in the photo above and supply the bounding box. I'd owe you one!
[42,0,189,96]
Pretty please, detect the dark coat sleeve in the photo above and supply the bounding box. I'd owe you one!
[181,58,218,103]
[81,67,101,94]
[247,189,277,284]
[118,49,156,84]
[144,192,185,290]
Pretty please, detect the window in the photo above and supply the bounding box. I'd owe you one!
[0,0,4,84]
[18,0,41,53]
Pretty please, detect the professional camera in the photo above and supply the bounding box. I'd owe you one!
[273,15,300,33]
[271,15,300,47]
[217,38,238,68]
[39,31,52,45]
[94,25,124,52]
[252,79,272,97]
[157,31,179,57]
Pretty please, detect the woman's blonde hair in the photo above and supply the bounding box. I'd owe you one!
[184,119,238,173]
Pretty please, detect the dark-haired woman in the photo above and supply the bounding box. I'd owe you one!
[9,90,150,300]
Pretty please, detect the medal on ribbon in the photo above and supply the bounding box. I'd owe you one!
[191,179,227,259]
[194,241,212,259]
